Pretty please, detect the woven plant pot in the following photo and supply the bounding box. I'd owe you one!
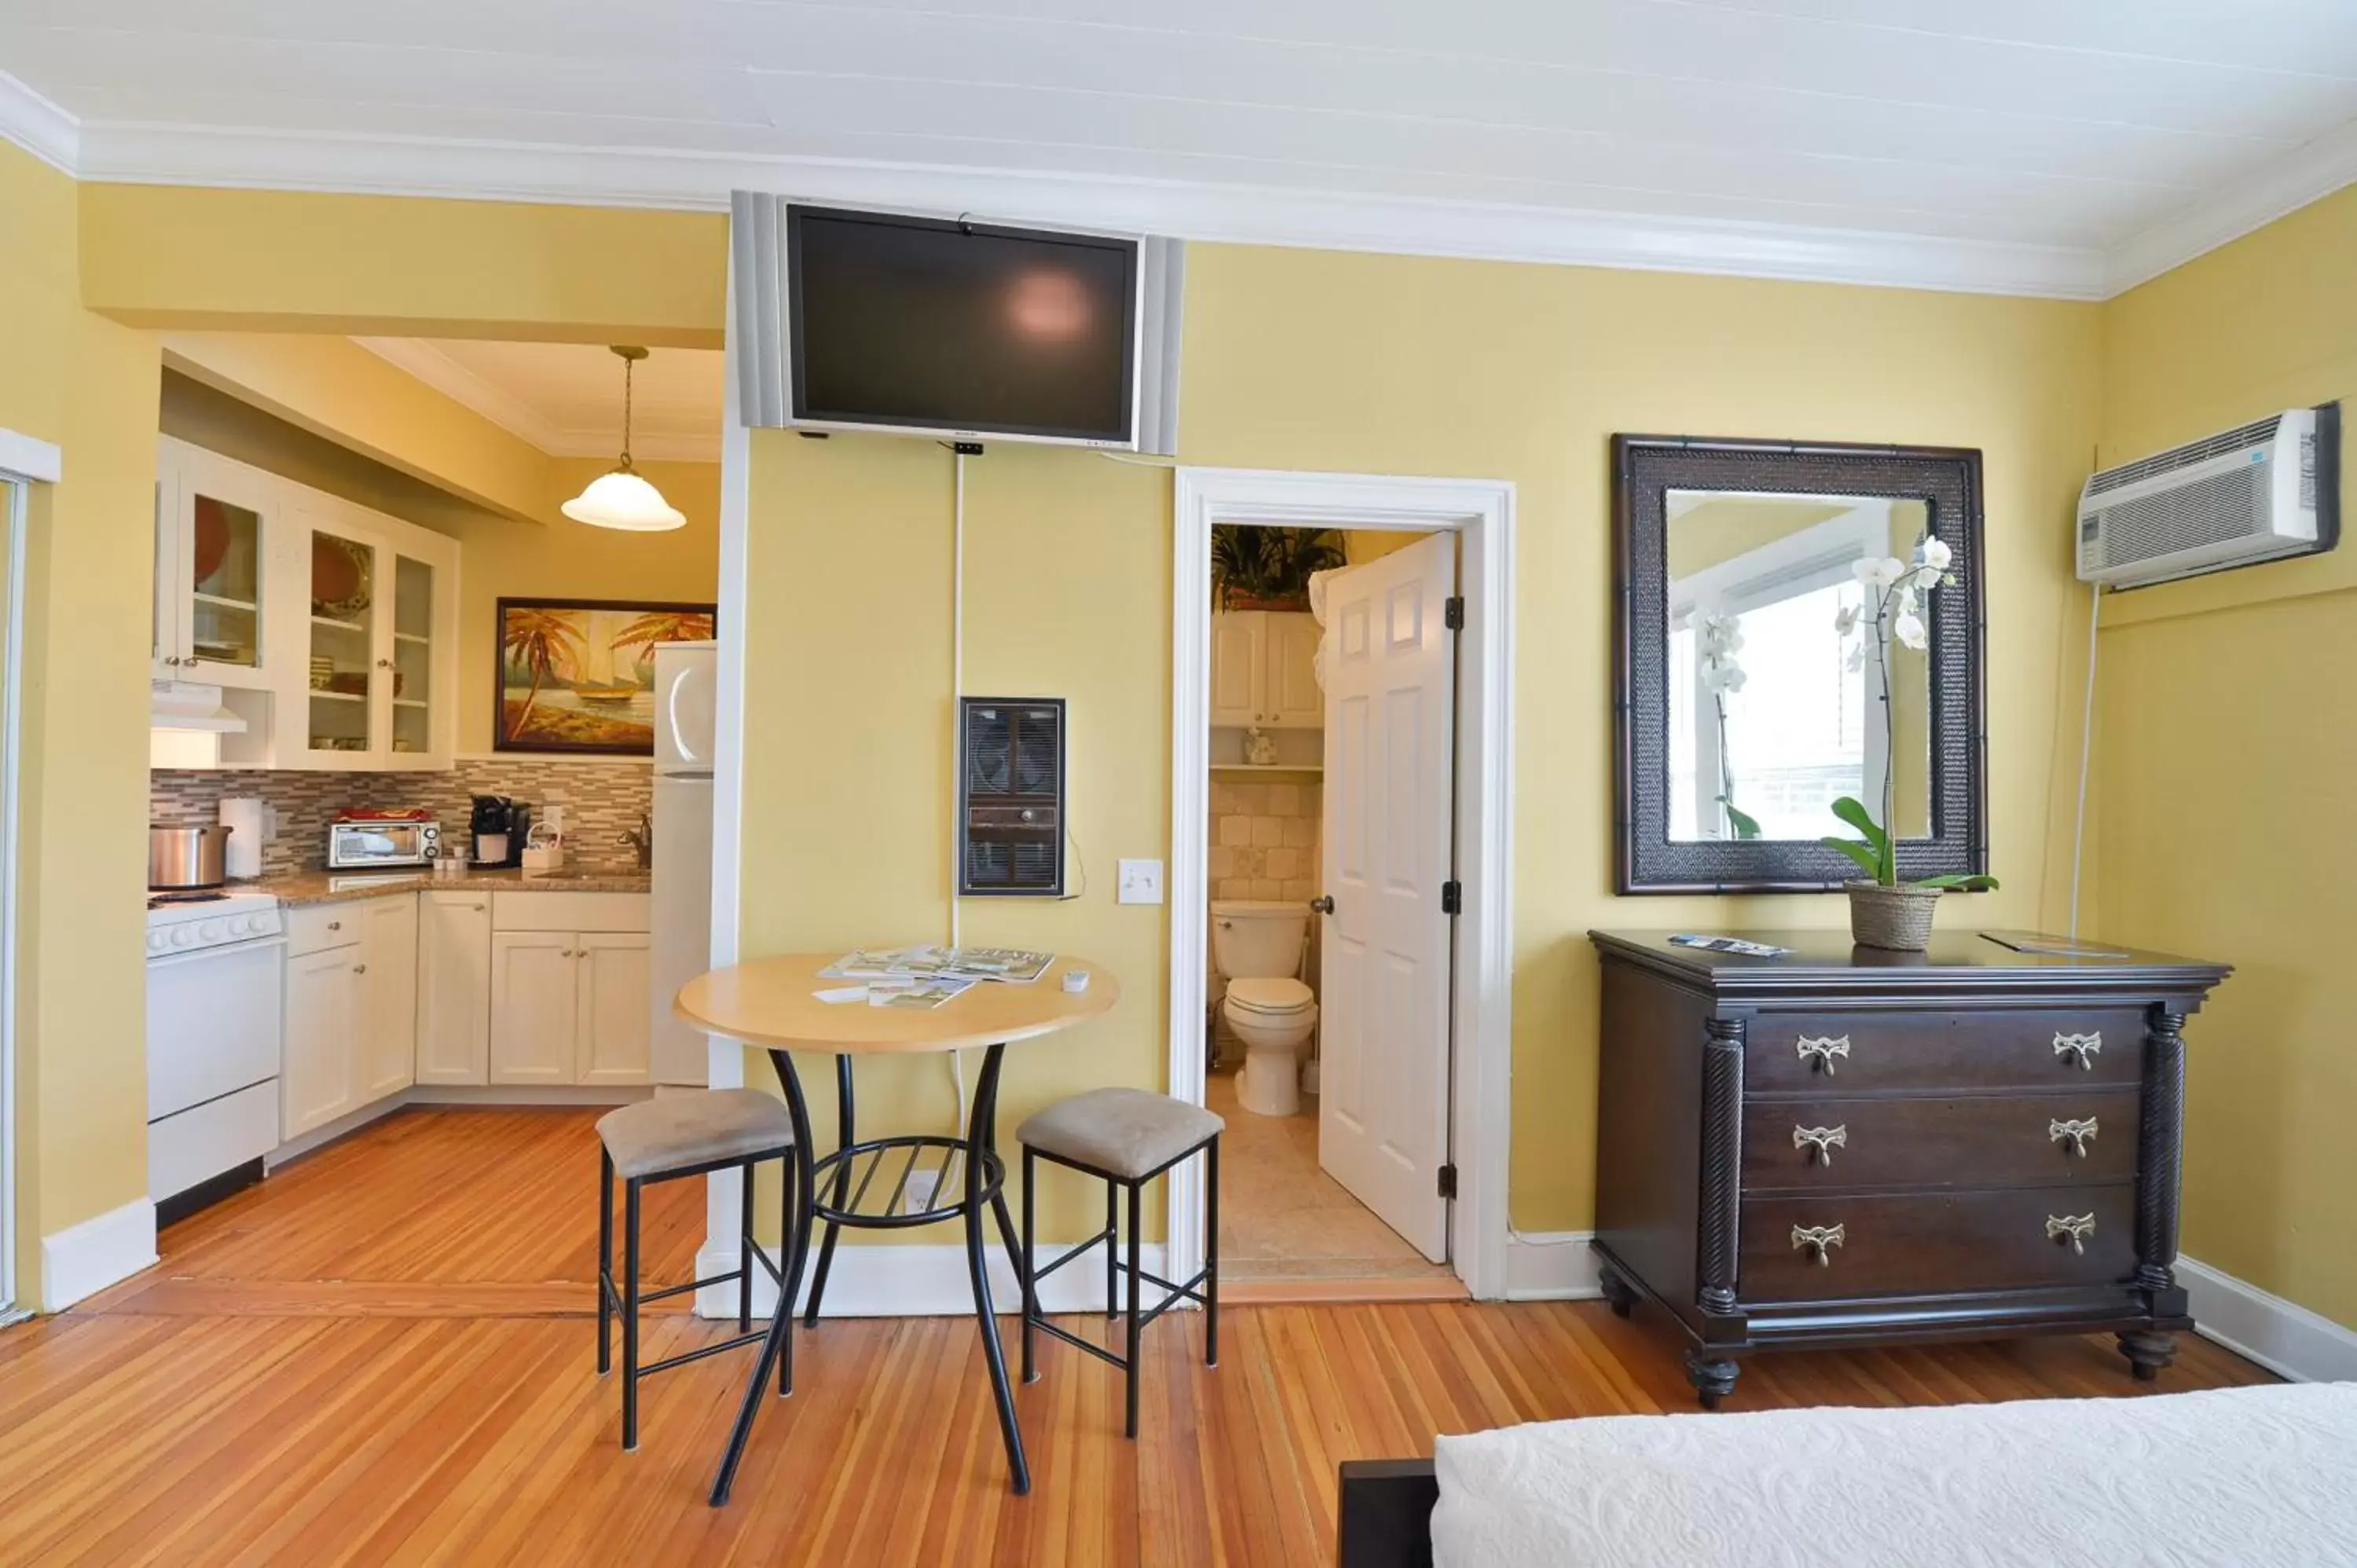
[1845,881,1941,951]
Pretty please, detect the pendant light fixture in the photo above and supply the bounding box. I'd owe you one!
[562,345,686,532]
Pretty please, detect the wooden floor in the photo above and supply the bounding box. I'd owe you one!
[2,1108,2275,1567]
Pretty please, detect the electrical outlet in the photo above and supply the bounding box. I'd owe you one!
[903,1171,940,1215]
[1117,858,1164,904]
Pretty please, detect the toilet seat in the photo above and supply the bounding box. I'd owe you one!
[1222,977,1314,1015]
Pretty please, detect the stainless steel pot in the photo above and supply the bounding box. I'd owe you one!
[149,824,233,890]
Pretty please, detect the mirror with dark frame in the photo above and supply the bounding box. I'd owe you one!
[1614,436,1989,894]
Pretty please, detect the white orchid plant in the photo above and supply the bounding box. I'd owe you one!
[1820,533,1998,892]
[1694,609,1761,840]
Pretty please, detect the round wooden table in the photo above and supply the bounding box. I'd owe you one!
[674,952,1120,1505]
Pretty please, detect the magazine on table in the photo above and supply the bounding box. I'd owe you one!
[819,945,1055,986]
[865,976,977,1010]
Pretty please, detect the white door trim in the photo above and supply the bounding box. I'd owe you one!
[0,468,28,1317]
[1168,467,1516,1300]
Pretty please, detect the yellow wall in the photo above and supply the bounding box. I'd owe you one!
[0,142,160,1303]
[2095,181,2357,1331]
[739,245,2104,1241]
[79,186,727,347]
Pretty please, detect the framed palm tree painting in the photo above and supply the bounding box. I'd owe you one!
[494,597,717,754]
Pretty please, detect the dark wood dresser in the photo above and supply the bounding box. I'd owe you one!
[1589,930,2230,1408]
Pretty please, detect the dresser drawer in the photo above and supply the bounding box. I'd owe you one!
[1742,1090,2139,1192]
[1744,1010,2144,1095]
[1739,1185,2137,1304]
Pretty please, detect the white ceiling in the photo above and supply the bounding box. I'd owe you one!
[5,2,2357,298]
[353,339,724,462]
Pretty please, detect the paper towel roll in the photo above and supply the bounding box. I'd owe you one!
[218,797,266,880]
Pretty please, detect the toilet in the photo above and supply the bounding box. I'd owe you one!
[1211,899,1318,1117]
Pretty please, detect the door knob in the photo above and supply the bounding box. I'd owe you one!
[1310,895,1335,914]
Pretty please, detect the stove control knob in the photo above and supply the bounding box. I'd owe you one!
[228,915,252,936]
[197,920,225,944]
[170,926,196,948]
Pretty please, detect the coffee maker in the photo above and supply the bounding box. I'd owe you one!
[469,795,531,869]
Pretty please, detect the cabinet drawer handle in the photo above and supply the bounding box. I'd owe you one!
[1792,1124,1847,1166]
[1796,1035,1850,1075]
[2049,1116,2099,1156]
[353,963,367,975]
[2046,1213,2096,1255]
[326,921,342,932]
[2053,1031,2101,1070]
[1791,1224,1845,1266]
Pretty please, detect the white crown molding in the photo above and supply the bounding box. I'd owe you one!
[2106,120,2357,296]
[350,337,720,464]
[15,107,2350,303]
[0,69,80,176]
[78,120,2107,301]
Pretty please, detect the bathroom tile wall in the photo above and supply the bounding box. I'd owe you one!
[151,759,654,877]
[1209,774,1321,903]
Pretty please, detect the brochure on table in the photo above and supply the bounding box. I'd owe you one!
[815,945,1058,1009]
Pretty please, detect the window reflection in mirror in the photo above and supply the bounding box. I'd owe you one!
[1664,492,1932,844]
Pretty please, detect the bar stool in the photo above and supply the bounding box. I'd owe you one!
[597,1089,805,1451]
[1016,1087,1222,1437]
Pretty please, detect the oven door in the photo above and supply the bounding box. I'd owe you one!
[146,937,286,1123]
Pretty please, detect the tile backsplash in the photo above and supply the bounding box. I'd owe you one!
[152,760,655,877]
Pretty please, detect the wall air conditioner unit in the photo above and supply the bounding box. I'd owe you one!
[2077,404,2338,589]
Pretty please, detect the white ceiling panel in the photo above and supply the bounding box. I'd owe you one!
[3,0,2354,298]
[353,339,724,461]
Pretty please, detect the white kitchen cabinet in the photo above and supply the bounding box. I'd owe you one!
[357,895,420,1102]
[489,931,579,1086]
[1208,610,1322,730]
[283,944,364,1138]
[155,439,284,690]
[152,437,460,771]
[574,933,654,1086]
[416,892,493,1086]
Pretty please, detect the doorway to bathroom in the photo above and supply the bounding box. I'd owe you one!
[1171,468,1517,1302]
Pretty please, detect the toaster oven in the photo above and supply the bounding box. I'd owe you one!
[326,817,441,870]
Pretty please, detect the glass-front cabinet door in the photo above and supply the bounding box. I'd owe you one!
[306,520,381,761]
[156,440,277,690]
[390,553,438,762]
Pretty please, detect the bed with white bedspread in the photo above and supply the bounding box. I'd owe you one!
[1396,1384,2357,1568]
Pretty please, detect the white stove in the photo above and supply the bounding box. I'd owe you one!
[145,890,284,1217]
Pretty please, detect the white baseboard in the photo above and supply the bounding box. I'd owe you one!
[1502,1229,1600,1301]
[406,1084,651,1107]
[2181,1255,2357,1385]
[42,1198,158,1312]
[695,1238,1170,1321]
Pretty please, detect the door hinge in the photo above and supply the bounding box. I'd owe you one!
[1437,1163,1458,1200]
[1441,879,1462,915]
[1443,595,1464,630]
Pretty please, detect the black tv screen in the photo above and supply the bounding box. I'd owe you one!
[786,205,1139,445]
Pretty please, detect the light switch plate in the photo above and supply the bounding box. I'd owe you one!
[1116,859,1164,905]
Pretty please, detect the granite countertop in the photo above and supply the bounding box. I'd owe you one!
[245,866,653,906]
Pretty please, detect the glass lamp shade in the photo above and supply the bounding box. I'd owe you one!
[561,468,685,532]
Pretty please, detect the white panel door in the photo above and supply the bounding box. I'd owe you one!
[490,931,579,1085]
[1318,533,1457,1262]
[283,944,363,1138]
[577,932,654,1086]
[416,892,493,1086]
[1265,613,1325,728]
[1208,611,1266,727]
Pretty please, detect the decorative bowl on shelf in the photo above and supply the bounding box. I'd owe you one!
[310,534,372,621]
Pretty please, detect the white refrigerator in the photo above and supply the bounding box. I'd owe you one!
[650,640,717,1086]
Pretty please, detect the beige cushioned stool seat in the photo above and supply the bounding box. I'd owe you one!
[596,1089,793,1181]
[1017,1087,1223,1180]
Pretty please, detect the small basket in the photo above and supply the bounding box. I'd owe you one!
[1845,881,1941,951]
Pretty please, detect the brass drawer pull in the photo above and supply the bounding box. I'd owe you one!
[1796,1035,1851,1076]
[2052,1031,2102,1070]
[2046,1213,2096,1255]
[2049,1116,2098,1157]
[1792,1124,1848,1166]
[1791,1224,1846,1266]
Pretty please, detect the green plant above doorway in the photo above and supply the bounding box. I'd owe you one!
[1211,526,1346,612]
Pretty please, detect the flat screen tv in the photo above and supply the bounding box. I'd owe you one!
[786,204,1142,447]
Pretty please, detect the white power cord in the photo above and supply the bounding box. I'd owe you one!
[2068,580,2102,941]
[950,449,970,1130]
